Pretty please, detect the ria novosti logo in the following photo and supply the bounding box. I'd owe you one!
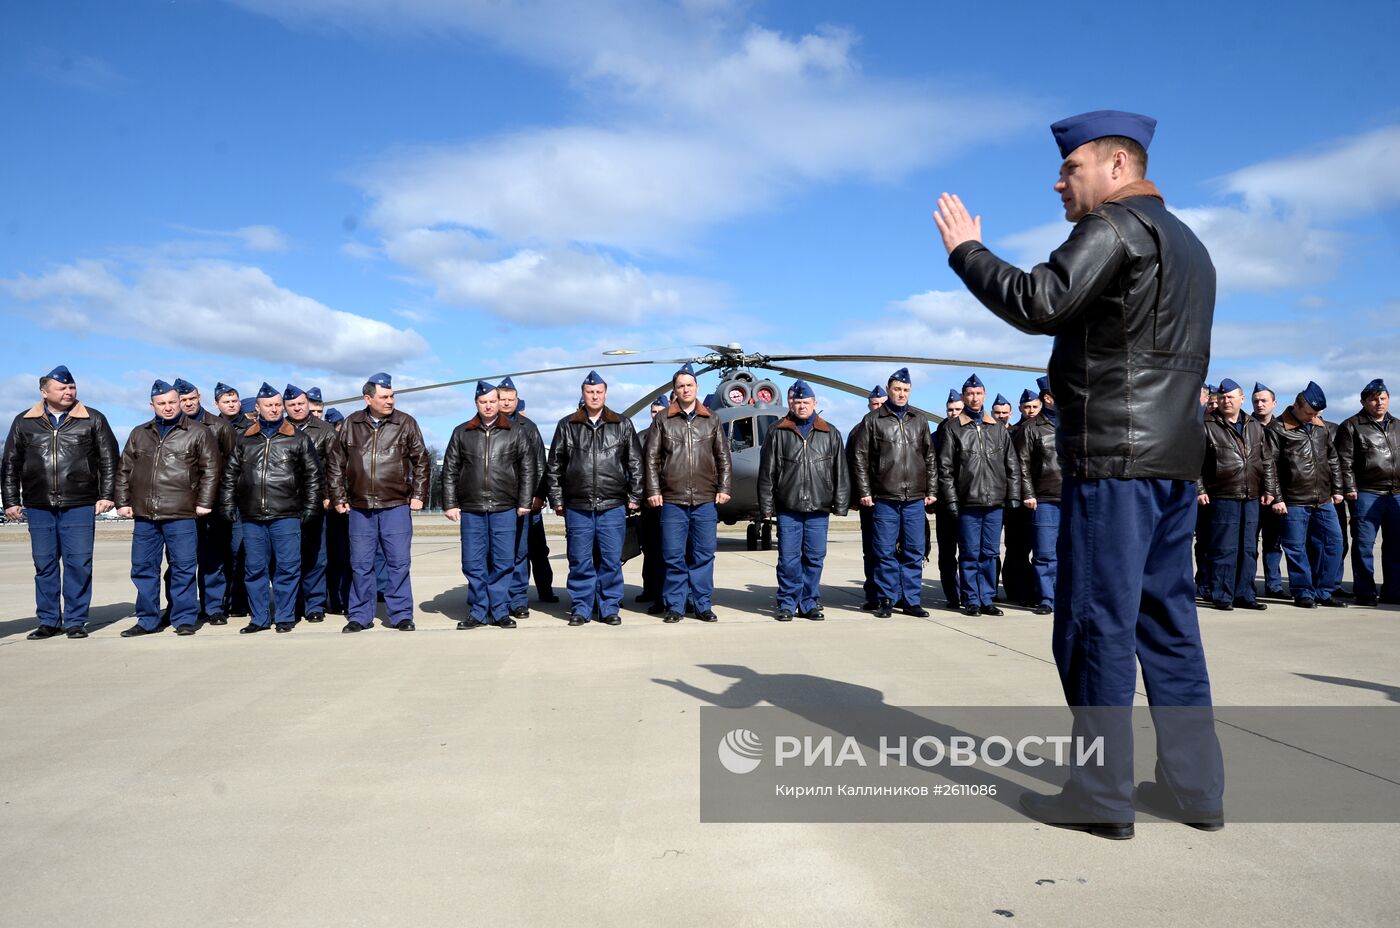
[718,729,763,774]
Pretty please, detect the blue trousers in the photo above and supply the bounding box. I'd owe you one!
[1030,501,1060,609]
[1260,502,1284,592]
[460,509,519,622]
[132,517,199,630]
[26,504,96,629]
[872,498,925,605]
[1351,492,1400,600]
[957,506,1004,608]
[1205,498,1260,606]
[243,518,302,627]
[1053,478,1223,819]
[348,505,413,624]
[775,510,829,613]
[296,512,328,617]
[660,502,717,612]
[564,506,627,619]
[1279,503,1343,602]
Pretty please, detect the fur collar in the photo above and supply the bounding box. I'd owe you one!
[24,401,91,420]
[957,411,998,426]
[567,406,622,424]
[666,402,712,418]
[464,414,511,431]
[243,419,297,438]
[775,414,830,434]
[1281,406,1325,431]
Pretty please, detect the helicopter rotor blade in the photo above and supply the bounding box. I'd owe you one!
[323,358,696,406]
[763,354,1045,375]
[619,364,718,419]
[756,363,942,422]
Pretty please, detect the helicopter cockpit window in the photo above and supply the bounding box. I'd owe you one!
[727,417,755,452]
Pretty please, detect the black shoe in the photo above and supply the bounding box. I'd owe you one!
[1317,598,1347,608]
[1133,780,1225,831]
[1233,600,1268,611]
[980,605,1004,617]
[600,615,621,626]
[394,619,416,631]
[27,624,62,640]
[538,592,560,603]
[120,624,160,638]
[568,615,588,626]
[696,610,718,623]
[495,617,517,629]
[1032,604,1053,615]
[803,608,825,621]
[1354,595,1378,607]
[960,605,980,617]
[240,623,270,634]
[901,604,930,617]
[774,609,794,622]
[510,606,530,619]
[66,626,88,639]
[859,601,878,612]
[662,611,682,623]
[305,611,325,623]
[275,622,294,633]
[1019,791,1134,840]
[1294,597,1317,609]
[1210,602,1234,611]
[206,613,228,626]
[647,602,666,615]
[175,624,197,636]
[457,619,482,630]
[342,621,369,633]
[873,600,893,618]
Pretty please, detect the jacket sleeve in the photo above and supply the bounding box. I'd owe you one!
[1334,419,1357,496]
[326,430,348,509]
[1327,429,1343,497]
[517,431,539,510]
[546,421,568,510]
[623,420,644,504]
[193,428,219,511]
[923,419,939,500]
[830,427,850,516]
[1260,430,1279,499]
[1197,429,1211,497]
[115,435,136,509]
[936,423,958,510]
[756,430,776,518]
[948,214,1128,336]
[532,427,550,503]
[851,416,872,500]
[93,412,119,502]
[1,416,22,508]
[299,434,322,521]
[407,419,431,502]
[644,425,663,499]
[218,440,242,519]
[1014,426,1034,498]
[440,429,461,511]
[1004,428,1023,505]
[713,419,733,496]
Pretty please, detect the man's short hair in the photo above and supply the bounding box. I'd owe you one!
[362,381,387,397]
[38,376,54,390]
[672,371,696,390]
[1094,135,1148,176]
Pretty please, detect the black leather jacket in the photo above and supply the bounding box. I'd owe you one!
[327,409,431,510]
[1269,408,1342,506]
[3,402,119,509]
[115,415,220,519]
[509,412,553,504]
[190,407,236,464]
[758,415,850,517]
[644,404,733,505]
[1013,414,1062,502]
[844,419,868,509]
[949,190,1214,481]
[936,411,1023,511]
[218,420,322,522]
[289,415,336,502]
[852,404,938,502]
[1335,411,1400,495]
[1200,412,1278,500]
[547,407,643,511]
[441,415,538,513]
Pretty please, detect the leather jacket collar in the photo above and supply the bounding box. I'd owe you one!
[24,401,91,420]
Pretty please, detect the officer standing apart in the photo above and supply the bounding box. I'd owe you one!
[219,383,321,634]
[496,377,558,613]
[326,372,430,633]
[115,380,220,637]
[758,380,850,621]
[1269,382,1345,608]
[938,374,1024,617]
[644,363,733,623]
[3,365,119,640]
[548,371,643,626]
[1334,378,1398,606]
[1198,379,1277,611]
[1014,386,1060,615]
[846,385,887,611]
[284,383,337,622]
[441,382,537,629]
[936,110,1224,837]
[852,368,938,619]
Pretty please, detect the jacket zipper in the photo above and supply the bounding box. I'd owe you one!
[369,423,378,500]
[50,417,61,503]
[153,427,170,518]
[260,434,271,515]
[484,427,493,509]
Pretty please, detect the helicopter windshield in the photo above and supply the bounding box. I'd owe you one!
[726,415,779,452]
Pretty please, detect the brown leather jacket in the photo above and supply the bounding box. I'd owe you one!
[114,415,220,519]
[326,408,430,509]
[644,403,732,505]
[191,407,237,463]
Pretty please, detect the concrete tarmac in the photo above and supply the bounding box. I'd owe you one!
[1,519,1396,927]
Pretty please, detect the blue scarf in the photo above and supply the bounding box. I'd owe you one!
[156,413,182,439]
[886,402,908,418]
[259,416,283,438]
[794,414,814,439]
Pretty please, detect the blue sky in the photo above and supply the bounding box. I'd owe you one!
[3,0,1397,446]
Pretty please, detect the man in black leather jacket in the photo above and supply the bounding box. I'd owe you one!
[548,371,643,625]
[1334,378,1399,606]
[2,364,119,639]
[845,385,888,610]
[1269,381,1346,608]
[285,383,337,623]
[851,367,938,618]
[1198,379,1278,611]
[758,380,849,621]
[935,110,1222,838]
[219,383,321,634]
[442,381,537,629]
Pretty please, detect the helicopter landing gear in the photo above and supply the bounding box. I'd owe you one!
[747,520,774,551]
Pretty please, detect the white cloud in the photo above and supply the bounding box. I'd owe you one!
[2,259,429,375]
[233,225,292,252]
[1219,125,1400,221]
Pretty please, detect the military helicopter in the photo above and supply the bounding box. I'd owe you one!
[327,343,1045,550]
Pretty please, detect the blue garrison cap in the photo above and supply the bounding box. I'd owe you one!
[475,380,496,398]
[1020,389,1038,405]
[962,373,984,390]
[992,393,1011,408]
[150,379,176,397]
[1218,378,1243,395]
[1362,378,1388,398]
[1051,110,1157,159]
[307,387,323,403]
[1036,375,1051,394]
[947,389,960,403]
[674,362,696,380]
[256,382,280,399]
[1252,382,1274,398]
[283,383,307,401]
[324,408,344,424]
[790,380,815,400]
[240,397,257,415]
[497,375,517,392]
[582,370,606,388]
[518,399,528,412]
[367,372,392,389]
[173,378,197,396]
[1205,383,1218,394]
[214,382,238,399]
[1301,381,1327,412]
[888,367,911,385]
[868,385,887,399]
[44,365,75,385]
[651,392,670,407]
